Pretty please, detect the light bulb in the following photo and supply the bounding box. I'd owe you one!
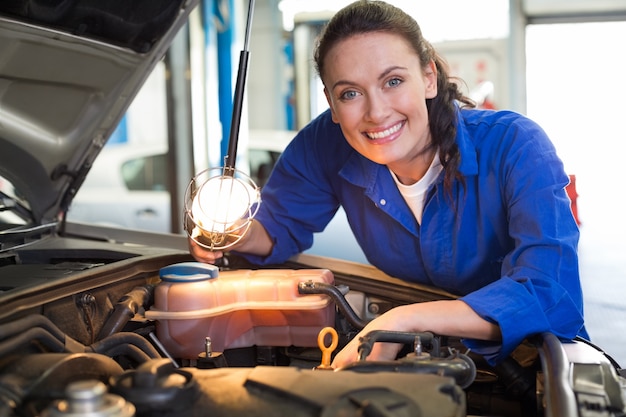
[184,168,260,250]
[192,176,255,230]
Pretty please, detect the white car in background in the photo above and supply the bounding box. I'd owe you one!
[67,142,171,233]
[67,130,290,234]
[67,130,368,263]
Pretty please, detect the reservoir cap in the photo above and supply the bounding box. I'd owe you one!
[159,262,219,282]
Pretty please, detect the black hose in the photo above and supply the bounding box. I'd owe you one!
[0,314,86,356]
[298,281,369,329]
[494,356,539,410]
[0,314,66,343]
[340,353,477,389]
[0,327,68,357]
[88,332,161,360]
[0,314,160,366]
[355,330,440,360]
[97,343,157,364]
[97,285,154,340]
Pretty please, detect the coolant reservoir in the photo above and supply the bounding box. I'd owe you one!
[145,262,336,359]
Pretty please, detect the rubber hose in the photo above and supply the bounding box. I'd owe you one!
[298,281,369,329]
[88,332,161,359]
[97,285,154,339]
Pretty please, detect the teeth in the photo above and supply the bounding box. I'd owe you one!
[366,122,402,140]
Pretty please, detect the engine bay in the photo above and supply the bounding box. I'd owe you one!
[0,232,624,417]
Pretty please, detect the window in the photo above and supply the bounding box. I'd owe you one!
[248,149,281,188]
[121,154,169,191]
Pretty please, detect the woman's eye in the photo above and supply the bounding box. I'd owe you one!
[340,90,360,100]
[387,78,402,88]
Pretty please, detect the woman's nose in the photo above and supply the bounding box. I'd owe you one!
[365,92,390,122]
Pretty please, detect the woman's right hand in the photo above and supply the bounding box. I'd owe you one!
[187,219,274,264]
[188,237,224,264]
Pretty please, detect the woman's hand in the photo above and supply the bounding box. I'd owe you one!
[331,300,501,369]
[331,306,409,369]
[188,237,225,264]
[188,219,274,264]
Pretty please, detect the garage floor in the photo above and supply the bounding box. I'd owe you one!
[577,195,626,368]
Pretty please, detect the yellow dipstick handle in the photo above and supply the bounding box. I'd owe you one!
[316,327,338,370]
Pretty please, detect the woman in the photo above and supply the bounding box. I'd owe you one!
[189,0,587,368]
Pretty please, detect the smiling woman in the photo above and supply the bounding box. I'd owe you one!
[0,1,625,416]
[189,0,588,371]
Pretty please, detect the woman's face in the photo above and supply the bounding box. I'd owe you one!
[323,31,437,178]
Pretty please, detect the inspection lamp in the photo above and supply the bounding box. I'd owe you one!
[184,0,260,250]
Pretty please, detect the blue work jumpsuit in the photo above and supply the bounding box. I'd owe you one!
[242,107,587,364]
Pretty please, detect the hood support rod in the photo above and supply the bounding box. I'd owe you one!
[223,0,255,177]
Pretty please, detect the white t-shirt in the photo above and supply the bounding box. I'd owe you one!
[390,152,443,225]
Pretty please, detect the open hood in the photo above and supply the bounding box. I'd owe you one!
[0,0,198,226]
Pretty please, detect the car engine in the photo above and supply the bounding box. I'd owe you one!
[0,231,624,417]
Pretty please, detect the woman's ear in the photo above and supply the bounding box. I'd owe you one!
[324,87,340,123]
[424,60,438,99]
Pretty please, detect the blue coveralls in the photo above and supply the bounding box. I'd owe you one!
[242,108,587,364]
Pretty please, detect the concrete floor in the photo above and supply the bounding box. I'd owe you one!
[576,190,626,368]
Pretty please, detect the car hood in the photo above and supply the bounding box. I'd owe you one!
[0,0,197,226]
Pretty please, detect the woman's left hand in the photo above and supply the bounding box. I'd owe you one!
[330,300,501,369]
[331,306,409,369]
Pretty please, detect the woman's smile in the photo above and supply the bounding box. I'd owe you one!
[363,120,406,142]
